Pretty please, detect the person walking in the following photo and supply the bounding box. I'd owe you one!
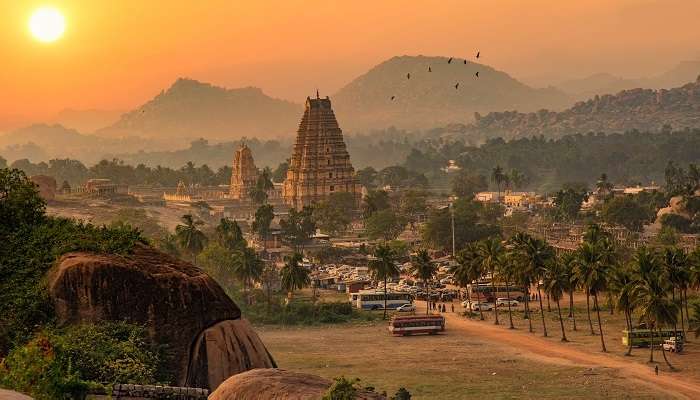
[655,365,659,376]
[451,303,455,313]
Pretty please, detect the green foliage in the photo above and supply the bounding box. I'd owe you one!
[552,186,588,221]
[0,322,162,400]
[356,166,378,189]
[243,299,371,326]
[421,198,500,251]
[364,209,407,241]
[451,171,488,199]
[660,213,695,234]
[392,388,412,400]
[109,208,168,240]
[271,160,289,183]
[601,195,657,231]
[175,214,207,260]
[252,204,275,240]
[313,192,356,235]
[280,253,311,296]
[197,243,239,291]
[322,377,359,400]
[280,207,316,250]
[362,189,391,219]
[1,168,46,234]
[376,165,428,189]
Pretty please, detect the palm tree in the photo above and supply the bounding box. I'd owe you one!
[543,256,569,342]
[175,214,207,263]
[280,252,310,301]
[499,253,517,329]
[453,244,483,319]
[609,264,638,355]
[411,249,437,315]
[516,234,554,337]
[575,242,599,336]
[509,233,538,333]
[491,165,505,203]
[560,252,578,331]
[635,253,679,369]
[216,218,246,251]
[662,247,689,334]
[576,238,614,352]
[478,238,504,325]
[509,169,527,190]
[233,247,264,305]
[369,244,400,319]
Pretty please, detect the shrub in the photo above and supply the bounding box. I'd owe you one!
[0,322,162,400]
[322,377,359,400]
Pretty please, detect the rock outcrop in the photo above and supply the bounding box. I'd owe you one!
[209,369,386,400]
[48,244,275,390]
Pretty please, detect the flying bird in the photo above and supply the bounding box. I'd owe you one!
[428,66,432,72]
[476,51,480,58]
[475,71,479,78]
[455,83,459,89]
[390,95,395,101]
[407,73,411,79]
[464,60,467,65]
[448,57,453,64]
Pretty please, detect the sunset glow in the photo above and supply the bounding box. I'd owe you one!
[28,6,65,43]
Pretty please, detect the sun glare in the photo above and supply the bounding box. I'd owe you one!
[29,6,66,43]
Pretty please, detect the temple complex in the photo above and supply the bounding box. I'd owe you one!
[229,143,260,200]
[283,95,360,209]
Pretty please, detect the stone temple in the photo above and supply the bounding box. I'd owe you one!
[229,143,259,200]
[283,95,360,209]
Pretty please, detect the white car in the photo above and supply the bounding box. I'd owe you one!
[496,298,519,307]
[396,304,416,312]
[469,302,494,311]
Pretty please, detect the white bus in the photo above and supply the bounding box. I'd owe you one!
[352,291,413,310]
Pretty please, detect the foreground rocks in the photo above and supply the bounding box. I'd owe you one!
[209,369,386,400]
[48,244,275,390]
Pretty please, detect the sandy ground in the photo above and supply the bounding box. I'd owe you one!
[432,300,700,400]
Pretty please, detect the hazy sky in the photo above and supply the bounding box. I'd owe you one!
[1,0,699,125]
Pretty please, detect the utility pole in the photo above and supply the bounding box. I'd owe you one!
[450,201,456,259]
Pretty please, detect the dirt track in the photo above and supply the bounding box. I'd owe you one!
[429,301,700,400]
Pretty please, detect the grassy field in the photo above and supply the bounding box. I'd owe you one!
[258,321,674,399]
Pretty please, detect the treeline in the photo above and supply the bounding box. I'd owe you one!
[403,128,700,192]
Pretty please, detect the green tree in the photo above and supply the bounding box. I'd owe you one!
[543,257,570,342]
[271,160,289,183]
[362,189,391,218]
[0,168,46,234]
[453,243,484,320]
[280,253,310,300]
[609,264,638,355]
[422,198,500,252]
[175,214,207,263]
[601,196,654,231]
[313,192,356,235]
[249,169,274,205]
[410,249,436,315]
[364,209,407,242]
[400,190,428,229]
[477,238,504,325]
[252,204,275,243]
[233,247,264,304]
[491,165,505,202]
[452,171,488,199]
[368,244,399,319]
[512,234,554,337]
[552,186,587,221]
[215,218,246,251]
[197,243,238,291]
[280,207,316,251]
[356,166,378,190]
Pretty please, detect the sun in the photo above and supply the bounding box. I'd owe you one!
[29,6,66,43]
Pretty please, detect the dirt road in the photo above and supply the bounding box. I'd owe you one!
[428,301,700,399]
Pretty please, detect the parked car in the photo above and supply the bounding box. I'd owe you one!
[470,302,494,311]
[396,304,416,312]
[663,337,683,353]
[496,298,519,307]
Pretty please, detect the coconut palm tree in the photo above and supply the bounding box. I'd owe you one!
[477,237,504,325]
[499,252,517,329]
[511,233,554,336]
[662,247,689,334]
[609,264,639,355]
[216,217,246,251]
[280,252,310,301]
[175,214,207,263]
[453,243,483,319]
[543,256,570,342]
[411,249,437,315]
[560,252,578,331]
[233,246,264,305]
[369,244,400,319]
[575,242,600,336]
[634,254,679,369]
[491,165,505,202]
[509,233,537,333]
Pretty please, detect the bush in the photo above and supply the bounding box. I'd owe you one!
[0,322,162,400]
[243,299,373,326]
[322,377,359,400]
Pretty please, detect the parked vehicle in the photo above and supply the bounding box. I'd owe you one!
[396,304,416,313]
[388,315,445,336]
[496,298,519,307]
[462,301,494,311]
[663,337,683,353]
[622,329,684,348]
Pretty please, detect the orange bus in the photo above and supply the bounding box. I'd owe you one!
[388,315,445,336]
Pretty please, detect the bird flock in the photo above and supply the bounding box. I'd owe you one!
[391,51,481,101]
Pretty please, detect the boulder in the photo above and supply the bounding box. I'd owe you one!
[0,389,34,400]
[48,244,275,390]
[209,369,386,400]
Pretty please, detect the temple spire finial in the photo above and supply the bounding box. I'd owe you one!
[316,89,319,99]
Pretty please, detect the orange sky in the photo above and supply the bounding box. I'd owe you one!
[1,0,699,126]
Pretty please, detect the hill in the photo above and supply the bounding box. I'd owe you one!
[331,55,570,132]
[558,60,700,100]
[50,108,124,133]
[458,76,700,141]
[96,78,302,143]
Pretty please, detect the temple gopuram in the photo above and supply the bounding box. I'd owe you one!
[283,95,360,209]
[229,143,259,200]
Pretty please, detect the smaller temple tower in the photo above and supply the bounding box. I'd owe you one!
[229,143,260,200]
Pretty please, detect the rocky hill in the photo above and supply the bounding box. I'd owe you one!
[96,78,302,143]
[331,55,570,132]
[459,76,700,140]
[558,60,700,101]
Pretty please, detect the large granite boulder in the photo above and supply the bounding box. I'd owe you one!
[48,244,275,390]
[209,369,386,400]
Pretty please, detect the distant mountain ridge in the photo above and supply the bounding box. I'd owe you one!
[558,60,700,101]
[96,78,302,143]
[331,55,570,131]
[457,76,700,140]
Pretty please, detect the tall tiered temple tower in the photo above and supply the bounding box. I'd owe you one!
[229,143,260,200]
[283,95,360,209]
